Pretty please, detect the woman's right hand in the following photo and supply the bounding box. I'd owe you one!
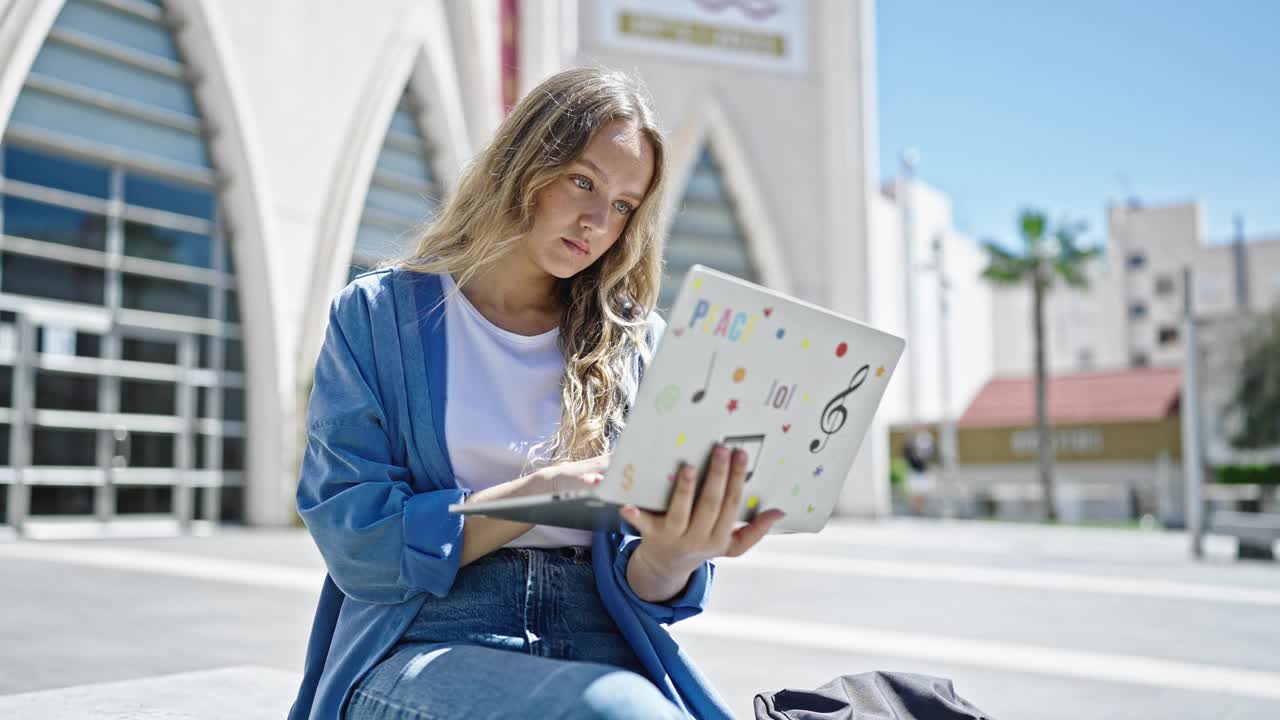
[522,454,610,497]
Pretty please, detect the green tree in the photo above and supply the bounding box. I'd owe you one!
[1226,304,1280,449]
[980,210,1100,521]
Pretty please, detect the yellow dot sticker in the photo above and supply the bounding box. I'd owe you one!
[692,277,704,289]
[675,433,687,446]
[801,339,811,349]
[746,496,759,509]
[732,367,746,383]
[803,393,812,402]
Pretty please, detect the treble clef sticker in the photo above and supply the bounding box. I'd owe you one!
[809,364,871,454]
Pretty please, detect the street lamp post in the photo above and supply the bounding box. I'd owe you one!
[931,233,958,518]
[900,149,921,423]
[1181,266,1205,558]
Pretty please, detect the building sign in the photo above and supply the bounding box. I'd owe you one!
[1010,427,1105,457]
[595,0,811,73]
[891,419,1183,465]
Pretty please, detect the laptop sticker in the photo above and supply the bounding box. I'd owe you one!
[721,432,765,482]
[809,364,871,454]
[690,351,717,403]
[655,385,680,413]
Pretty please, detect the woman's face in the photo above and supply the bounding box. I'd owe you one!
[523,119,656,279]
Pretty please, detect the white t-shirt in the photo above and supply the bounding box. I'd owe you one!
[441,273,592,548]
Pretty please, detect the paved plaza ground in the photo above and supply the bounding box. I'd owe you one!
[1,519,1277,719]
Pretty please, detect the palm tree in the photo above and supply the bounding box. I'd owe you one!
[981,210,1100,521]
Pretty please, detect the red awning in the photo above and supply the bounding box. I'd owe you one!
[958,367,1182,427]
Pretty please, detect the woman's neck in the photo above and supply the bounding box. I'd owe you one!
[455,254,562,335]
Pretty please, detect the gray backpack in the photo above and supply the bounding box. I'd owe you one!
[754,672,995,720]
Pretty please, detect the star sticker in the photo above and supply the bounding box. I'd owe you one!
[813,466,824,477]
[726,398,739,413]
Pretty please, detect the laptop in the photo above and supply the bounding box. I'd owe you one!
[449,265,905,534]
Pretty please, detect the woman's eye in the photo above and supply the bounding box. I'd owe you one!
[572,176,592,190]
[614,201,633,215]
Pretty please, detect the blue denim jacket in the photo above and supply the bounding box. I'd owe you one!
[289,268,732,720]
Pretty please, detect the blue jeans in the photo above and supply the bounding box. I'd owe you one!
[346,547,686,720]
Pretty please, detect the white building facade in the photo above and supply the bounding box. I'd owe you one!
[0,0,899,535]
[993,200,1280,378]
[870,176,995,432]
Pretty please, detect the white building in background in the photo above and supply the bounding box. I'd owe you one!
[870,176,995,433]
[0,0,899,535]
[993,200,1280,378]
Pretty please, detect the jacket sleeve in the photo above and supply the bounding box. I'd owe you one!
[296,288,468,604]
[614,534,715,625]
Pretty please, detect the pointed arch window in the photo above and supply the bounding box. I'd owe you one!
[661,145,759,308]
[347,88,442,281]
[1,0,244,528]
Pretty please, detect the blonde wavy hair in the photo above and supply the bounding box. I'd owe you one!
[398,67,667,462]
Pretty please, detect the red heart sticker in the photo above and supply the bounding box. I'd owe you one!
[763,307,774,318]
[836,342,848,358]
[782,424,791,433]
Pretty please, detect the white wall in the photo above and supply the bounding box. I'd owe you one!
[875,181,994,426]
[1111,202,1202,368]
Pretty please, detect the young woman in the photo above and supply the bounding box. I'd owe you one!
[289,67,785,720]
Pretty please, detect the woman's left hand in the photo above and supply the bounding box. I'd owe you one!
[620,444,785,603]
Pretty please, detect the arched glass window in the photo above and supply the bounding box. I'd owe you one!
[661,145,759,308]
[0,0,244,532]
[347,89,441,281]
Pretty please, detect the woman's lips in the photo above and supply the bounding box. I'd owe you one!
[562,237,589,256]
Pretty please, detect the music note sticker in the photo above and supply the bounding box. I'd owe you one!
[691,351,717,403]
[809,365,871,454]
[722,433,766,482]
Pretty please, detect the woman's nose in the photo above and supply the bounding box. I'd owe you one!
[580,199,609,232]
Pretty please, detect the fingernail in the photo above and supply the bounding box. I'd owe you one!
[715,444,729,459]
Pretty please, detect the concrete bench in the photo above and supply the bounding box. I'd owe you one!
[0,666,299,719]
[1208,509,1280,561]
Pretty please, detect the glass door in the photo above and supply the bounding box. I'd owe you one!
[0,304,242,536]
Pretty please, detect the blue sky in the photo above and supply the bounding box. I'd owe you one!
[876,0,1280,249]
